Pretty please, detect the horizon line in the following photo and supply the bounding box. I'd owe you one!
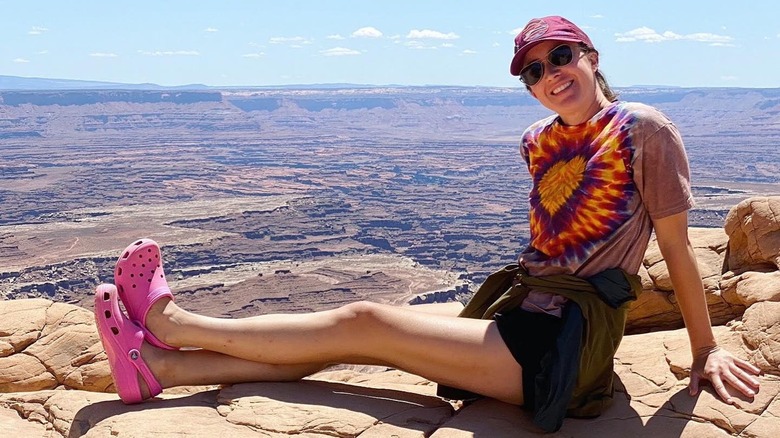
[2,74,779,92]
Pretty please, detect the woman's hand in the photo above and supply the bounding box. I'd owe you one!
[689,346,761,404]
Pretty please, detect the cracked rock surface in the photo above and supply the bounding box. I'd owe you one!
[1,196,779,436]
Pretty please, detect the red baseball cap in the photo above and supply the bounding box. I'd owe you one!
[510,16,593,76]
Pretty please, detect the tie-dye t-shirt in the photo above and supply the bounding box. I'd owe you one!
[518,101,694,315]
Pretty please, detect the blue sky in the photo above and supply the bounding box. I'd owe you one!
[3,0,779,88]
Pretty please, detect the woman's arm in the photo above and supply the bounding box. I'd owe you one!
[652,210,761,404]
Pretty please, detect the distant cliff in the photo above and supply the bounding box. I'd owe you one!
[0,90,222,106]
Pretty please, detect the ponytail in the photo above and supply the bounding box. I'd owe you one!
[595,70,618,102]
[580,43,619,102]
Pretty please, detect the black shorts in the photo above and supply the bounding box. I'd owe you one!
[436,306,563,404]
[494,307,563,406]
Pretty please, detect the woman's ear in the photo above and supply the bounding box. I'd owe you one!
[587,50,600,72]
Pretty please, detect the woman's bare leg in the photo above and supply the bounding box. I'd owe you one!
[406,301,464,315]
[143,298,523,404]
[135,343,326,399]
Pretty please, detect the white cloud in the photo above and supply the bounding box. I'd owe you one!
[462,49,477,55]
[510,27,523,36]
[685,32,733,43]
[614,27,667,43]
[37,50,49,55]
[441,43,454,48]
[320,47,361,56]
[204,27,218,32]
[389,35,401,40]
[352,27,383,38]
[721,75,738,81]
[591,14,604,19]
[269,36,311,45]
[406,29,459,40]
[327,34,345,40]
[404,40,437,50]
[29,26,48,35]
[242,52,265,58]
[138,50,200,56]
[14,58,30,63]
[777,33,780,38]
[90,52,118,57]
[615,27,734,46]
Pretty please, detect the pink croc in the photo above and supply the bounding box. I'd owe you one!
[115,239,177,350]
[94,284,162,404]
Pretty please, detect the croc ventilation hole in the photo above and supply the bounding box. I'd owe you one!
[101,299,120,334]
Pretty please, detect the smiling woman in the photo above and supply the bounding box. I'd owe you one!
[494,14,762,431]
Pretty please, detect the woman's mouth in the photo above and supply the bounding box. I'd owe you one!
[551,80,573,95]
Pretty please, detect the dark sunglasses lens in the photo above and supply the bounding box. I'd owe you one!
[549,45,573,67]
[520,62,543,85]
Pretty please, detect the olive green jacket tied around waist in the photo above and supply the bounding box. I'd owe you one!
[441,264,641,432]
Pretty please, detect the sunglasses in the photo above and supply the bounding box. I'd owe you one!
[518,44,579,86]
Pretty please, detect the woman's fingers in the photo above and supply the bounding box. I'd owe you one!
[722,368,757,398]
[734,357,762,377]
[688,371,701,396]
[732,362,761,389]
[708,374,734,404]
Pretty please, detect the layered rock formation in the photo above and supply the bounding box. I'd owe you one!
[1,197,779,437]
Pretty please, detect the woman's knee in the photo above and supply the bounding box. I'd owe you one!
[334,301,389,333]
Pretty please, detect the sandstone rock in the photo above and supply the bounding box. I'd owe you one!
[0,353,54,392]
[1,299,779,437]
[626,227,743,333]
[0,406,49,436]
[734,270,780,306]
[724,196,780,271]
[217,379,452,437]
[617,326,780,436]
[0,298,111,393]
[0,373,453,438]
[740,396,780,438]
[737,301,780,372]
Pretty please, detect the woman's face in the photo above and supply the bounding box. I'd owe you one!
[521,40,603,124]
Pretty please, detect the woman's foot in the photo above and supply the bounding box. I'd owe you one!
[142,296,186,350]
[114,238,178,350]
[94,284,163,403]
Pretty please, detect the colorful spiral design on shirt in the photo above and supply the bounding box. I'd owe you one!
[522,105,636,265]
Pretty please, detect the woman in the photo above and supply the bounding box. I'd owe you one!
[94,15,760,432]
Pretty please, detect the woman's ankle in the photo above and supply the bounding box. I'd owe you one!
[145,298,180,347]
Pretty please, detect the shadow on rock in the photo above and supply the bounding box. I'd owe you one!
[67,379,452,437]
[68,389,221,438]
